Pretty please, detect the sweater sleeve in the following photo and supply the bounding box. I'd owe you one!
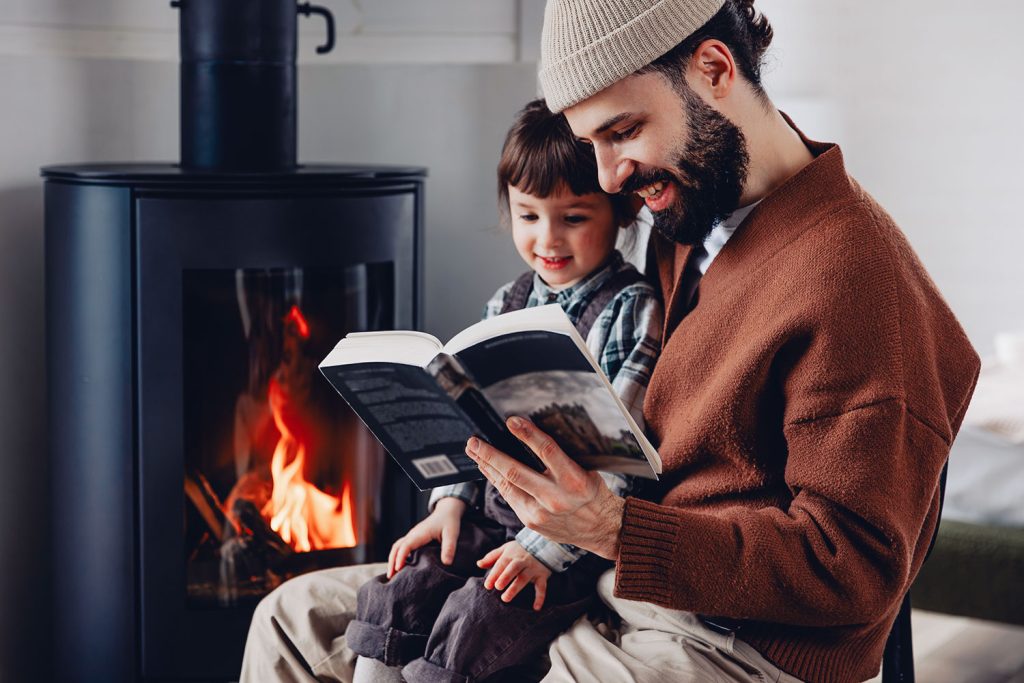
[616,399,963,626]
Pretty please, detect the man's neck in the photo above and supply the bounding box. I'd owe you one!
[736,102,815,207]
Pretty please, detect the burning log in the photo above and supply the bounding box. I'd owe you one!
[217,498,294,606]
[230,498,293,558]
[184,470,229,542]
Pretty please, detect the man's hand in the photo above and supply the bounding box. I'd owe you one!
[387,497,467,579]
[465,416,625,560]
[477,541,552,610]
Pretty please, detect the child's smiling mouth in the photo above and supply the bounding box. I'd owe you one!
[537,255,572,270]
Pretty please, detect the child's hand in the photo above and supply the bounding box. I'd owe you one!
[388,497,467,579]
[477,541,552,611]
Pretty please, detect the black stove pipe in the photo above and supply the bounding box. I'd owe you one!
[176,0,334,172]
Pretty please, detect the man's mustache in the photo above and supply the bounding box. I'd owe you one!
[620,168,676,196]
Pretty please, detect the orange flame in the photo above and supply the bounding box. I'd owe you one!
[261,377,356,552]
[285,305,310,339]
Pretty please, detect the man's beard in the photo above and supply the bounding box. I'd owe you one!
[624,90,749,246]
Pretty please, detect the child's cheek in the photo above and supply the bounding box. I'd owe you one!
[578,226,615,256]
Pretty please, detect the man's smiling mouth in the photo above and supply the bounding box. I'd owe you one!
[636,180,666,199]
[636,180,674,211]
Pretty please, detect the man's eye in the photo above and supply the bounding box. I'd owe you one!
[565,215,589,224]
[613,124,640,141]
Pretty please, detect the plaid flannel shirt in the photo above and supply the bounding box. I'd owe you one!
[428,251,663,572]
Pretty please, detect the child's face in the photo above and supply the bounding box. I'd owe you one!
[508,183,619,291]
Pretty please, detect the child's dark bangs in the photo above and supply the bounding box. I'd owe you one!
[501,141,561,199]
[504,136,601,200]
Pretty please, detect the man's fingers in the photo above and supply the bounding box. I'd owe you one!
[474,456,535,515]
[505,416,579,476]
[466,436,555,501]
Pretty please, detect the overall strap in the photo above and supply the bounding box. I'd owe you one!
[575,268,643,341]
[499,266,643,340]
[499,271,535,315]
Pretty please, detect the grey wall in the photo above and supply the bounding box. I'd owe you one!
[0,52,535,681]
[300,64,534,338]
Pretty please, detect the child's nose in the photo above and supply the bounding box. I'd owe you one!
[538,222,563,247]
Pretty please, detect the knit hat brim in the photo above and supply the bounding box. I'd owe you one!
[539,0,726,113]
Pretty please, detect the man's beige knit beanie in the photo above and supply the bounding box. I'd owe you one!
[539,0,727,113]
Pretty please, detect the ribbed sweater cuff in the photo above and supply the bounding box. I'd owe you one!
[615,497,683,603]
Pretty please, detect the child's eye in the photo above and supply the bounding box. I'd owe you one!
[564,215,589,224]
[518,213,538,222]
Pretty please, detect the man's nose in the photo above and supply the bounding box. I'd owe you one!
[595,145,633,194]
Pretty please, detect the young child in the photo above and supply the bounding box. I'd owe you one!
[346,99,663,683]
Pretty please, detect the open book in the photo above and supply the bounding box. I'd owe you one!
[319,304,661,490]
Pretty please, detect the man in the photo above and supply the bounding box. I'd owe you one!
[241,1,979,681]
[462,0,981,681]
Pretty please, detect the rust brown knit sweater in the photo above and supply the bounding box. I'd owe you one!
[615,136,980,683]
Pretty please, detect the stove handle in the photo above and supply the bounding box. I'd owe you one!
[297,2,336,55]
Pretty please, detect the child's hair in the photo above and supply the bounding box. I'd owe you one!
[497,99,636,228]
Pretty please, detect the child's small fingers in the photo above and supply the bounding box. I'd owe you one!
[394,540,411,572]
[387,539,402,578]
[477,547,501,568]
[502,575,530,603]
[484,556,507,590]
[440,535,456,566]
[533,578,547,611]
[491,556,517,589]
[495,561,522,591]
[440,521,463,565]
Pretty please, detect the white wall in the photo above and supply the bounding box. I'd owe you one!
[2,2,1022,680]
[759,0,1024,355]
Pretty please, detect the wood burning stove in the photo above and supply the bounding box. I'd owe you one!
[44,2,425,681]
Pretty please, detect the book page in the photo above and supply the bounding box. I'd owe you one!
[444,303,576,355]
[452,313,659,479]
[320,330,443,368]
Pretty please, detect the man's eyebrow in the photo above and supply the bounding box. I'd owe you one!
[594,113,633,136]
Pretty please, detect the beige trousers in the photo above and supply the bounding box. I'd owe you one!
[542,570,803,683]
[240,562,387,683]
[240,564,803,683]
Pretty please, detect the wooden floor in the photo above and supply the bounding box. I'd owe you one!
[865,610,1024,683]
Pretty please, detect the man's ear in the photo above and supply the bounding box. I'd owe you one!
[688,39,736,100]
